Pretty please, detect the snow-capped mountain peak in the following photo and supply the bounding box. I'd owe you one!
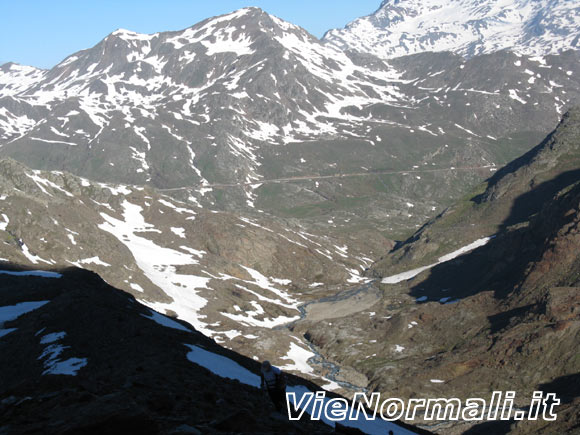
[323,0,580,59]
[0,8,407,193]
[0,3,578,219]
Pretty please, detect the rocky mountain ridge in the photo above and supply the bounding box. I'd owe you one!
[0,7,579,239]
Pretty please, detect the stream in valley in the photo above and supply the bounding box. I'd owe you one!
[279,279,380,393]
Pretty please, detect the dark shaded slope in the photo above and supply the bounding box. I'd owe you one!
[372,118,580,433]
[399,180,580,432]
[0,266,328,434]
[0,265,425,435]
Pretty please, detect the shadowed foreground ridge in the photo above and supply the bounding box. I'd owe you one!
[0,265,425,434]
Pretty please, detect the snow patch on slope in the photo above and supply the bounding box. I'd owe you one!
[98,200,213,335]
[382,237,493,284]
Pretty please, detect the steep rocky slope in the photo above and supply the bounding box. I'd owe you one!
[0,157,382,392]
[373,107,580,274]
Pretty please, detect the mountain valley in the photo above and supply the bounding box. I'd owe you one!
[1,1,579,433]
